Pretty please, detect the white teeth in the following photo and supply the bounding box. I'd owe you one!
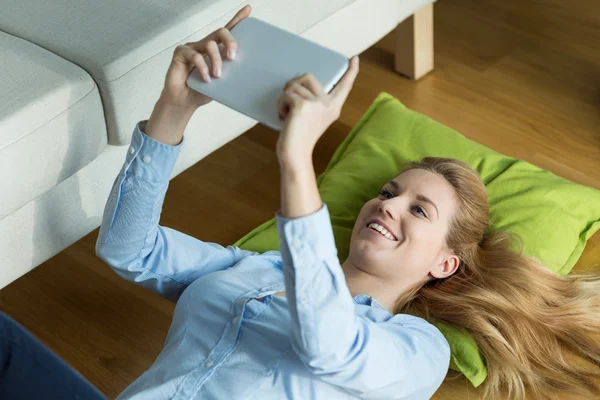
[367,223,396,241]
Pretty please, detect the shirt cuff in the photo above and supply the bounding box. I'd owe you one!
[275,204,338,261]
[124,120,184,182]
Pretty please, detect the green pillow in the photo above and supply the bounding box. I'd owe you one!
[233,92,600,387]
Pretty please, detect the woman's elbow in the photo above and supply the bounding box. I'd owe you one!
[95,239,139,274]
[95,240,114,265]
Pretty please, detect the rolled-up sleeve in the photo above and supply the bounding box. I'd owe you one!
[96,121,256,301]
[276,204,450,399]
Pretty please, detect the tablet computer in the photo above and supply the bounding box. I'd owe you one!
[186,17,350,131]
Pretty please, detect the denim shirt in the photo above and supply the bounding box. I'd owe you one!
[95,121,450,400]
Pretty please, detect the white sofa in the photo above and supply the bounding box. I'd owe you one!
[0,0,434,289]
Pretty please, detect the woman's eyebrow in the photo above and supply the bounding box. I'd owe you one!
[386,180,439,219]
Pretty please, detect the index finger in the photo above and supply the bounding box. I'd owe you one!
[224,5,252,30]
[331,56,359,104]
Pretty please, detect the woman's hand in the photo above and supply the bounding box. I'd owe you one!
[158,5,252,113]
[275,56,360,164]
[144,5,250,145]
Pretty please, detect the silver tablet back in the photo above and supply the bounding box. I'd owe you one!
[186,17,349,131]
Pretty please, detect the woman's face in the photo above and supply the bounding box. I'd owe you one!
[346,169,460,286]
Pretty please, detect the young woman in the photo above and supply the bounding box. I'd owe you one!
[3,4,598,400]
[94,5,600,399]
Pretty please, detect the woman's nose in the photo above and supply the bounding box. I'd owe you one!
[379,200,397,220]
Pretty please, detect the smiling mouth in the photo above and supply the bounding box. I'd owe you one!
[365,223,398,241]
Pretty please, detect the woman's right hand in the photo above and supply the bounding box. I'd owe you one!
[158,5,252,112]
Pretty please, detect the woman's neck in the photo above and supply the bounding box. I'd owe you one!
[340,260,407,313]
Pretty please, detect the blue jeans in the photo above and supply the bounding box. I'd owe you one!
[0,312,107,400]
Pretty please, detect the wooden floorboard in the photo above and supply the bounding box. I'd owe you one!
[1,0,599,398]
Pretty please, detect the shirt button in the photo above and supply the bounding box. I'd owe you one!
[300,296,308,305]
[292,239,302,249]
[142,155,152,163]
[129,146,135,155]
[205,360,214,368]
[232,317,239,324]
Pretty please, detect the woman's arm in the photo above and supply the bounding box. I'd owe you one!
[278,157,321,219]
[276,57,359,219]
[96,8,254,301]
[143,97,194,146]
[275,203,450,398]
[274,59,450,398]
[96,103,256,302]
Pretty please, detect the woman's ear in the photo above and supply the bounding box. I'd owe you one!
[431,252,460,279]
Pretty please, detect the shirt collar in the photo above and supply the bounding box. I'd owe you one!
[353,294,390,313]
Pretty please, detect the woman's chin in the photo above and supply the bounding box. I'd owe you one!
[350,239,388,262]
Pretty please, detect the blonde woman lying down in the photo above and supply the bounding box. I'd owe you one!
[95,4,600,400]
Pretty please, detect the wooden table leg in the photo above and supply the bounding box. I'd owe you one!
[395,3,434,80]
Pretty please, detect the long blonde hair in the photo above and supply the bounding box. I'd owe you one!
[395,157,600,399]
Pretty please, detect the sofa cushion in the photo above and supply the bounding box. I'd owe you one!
[0,0,432,146]
[0,32,107,220]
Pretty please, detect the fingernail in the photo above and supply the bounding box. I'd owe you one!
[229,49,236,60]
[216,68,221,78]
[204,73,211,82]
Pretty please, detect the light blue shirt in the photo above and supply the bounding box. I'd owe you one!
[95,121,450,400]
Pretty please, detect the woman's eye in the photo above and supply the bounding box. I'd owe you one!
[379,190,428,218]
[379,188,393,199]
[412,206,427,218]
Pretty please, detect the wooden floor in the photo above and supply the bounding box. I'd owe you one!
[1,0,599,398]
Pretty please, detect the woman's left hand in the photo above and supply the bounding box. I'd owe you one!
[276,55,359,164]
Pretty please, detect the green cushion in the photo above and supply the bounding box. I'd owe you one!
[233,92,600,388]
